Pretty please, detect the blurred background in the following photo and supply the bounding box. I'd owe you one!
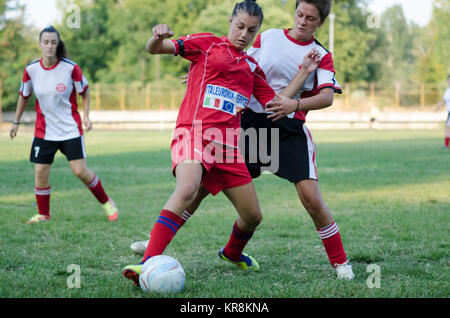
[0,0,449,128]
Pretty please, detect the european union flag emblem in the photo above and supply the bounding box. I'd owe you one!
[222,100,235,114]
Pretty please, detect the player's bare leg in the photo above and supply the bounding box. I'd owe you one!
[69,158,94,184]
[69,158,118,221]
[163,161,204,216]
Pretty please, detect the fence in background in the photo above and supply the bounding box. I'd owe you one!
[84,82,446,111]
[0,81,447,123]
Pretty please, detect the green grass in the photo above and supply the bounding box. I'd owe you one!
[0,129,449,298]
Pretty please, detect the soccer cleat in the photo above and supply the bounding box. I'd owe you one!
[26,214,50,224]
[130,240,149,256]
[122,263,144,286]
[218,247,260,271]
[335,261,355,280]
[103,198,118,222]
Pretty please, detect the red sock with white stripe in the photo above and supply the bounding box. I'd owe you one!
[85,174,109,204]
[142,209,183,262]
[223,222,254,261]
[35,186,51,217]
[445,136,449,148]
[317,221,348,267]
[180,209,193,226]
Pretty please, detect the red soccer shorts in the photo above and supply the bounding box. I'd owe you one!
[171,130,252,195]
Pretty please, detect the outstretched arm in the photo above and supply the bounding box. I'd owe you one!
[146,24,176,55]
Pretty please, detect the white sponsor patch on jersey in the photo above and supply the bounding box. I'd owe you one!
[202,84,249,116]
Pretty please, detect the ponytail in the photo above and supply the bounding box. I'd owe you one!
[56,40,68,59]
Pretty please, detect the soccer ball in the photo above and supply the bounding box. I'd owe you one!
[139,255,185,294]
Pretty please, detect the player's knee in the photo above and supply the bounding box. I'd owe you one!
[305,200,329,221]
[175,183,200,203]
[72,167,91,182]
[35,165,50,180]
[244,209,262,229]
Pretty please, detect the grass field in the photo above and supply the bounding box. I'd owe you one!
[0,128,449,299]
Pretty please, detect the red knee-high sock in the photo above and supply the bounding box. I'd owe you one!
[35,186,51,217]
[445,137,449,148]
[223,222,254,261]
[86,174,109,204]
[317,221,348,267]
[142,209,183,262]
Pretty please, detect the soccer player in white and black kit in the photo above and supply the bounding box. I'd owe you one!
[247,0,354,279]
[434,75,450,149]
[9,26,119,223]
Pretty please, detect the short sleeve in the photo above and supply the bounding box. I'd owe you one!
[316,52,342,94]
[72,64,89,94]
[20,68,33,98]
[170,33,216,63]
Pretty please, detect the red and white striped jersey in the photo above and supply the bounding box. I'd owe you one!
[20,58,89,141]
[170,33,276,148]
[247,28,342,122]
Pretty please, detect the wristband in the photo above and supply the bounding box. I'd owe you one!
[296,99,301,112]
[12,121,21,125]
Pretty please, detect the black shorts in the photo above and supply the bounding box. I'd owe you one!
[30,136,86,164]
[240,109,317,183]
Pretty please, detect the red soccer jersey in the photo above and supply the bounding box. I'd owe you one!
[170,33,276,148]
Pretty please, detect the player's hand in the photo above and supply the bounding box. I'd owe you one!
[266,94,298,121]
[180,74,188,85]
[236,106,245,114]
[83,117,93,132]
[9,123,19,140]
[152,24,174,40]
[301,48,321,74]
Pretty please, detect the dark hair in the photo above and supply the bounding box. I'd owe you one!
[39,25,68,59]
[232,0,264,26]
[295,0,332,22]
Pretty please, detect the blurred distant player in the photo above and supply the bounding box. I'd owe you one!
[434,75,450,150]
[9,26,118,223]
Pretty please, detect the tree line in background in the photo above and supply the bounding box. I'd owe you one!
[0,0,449,111]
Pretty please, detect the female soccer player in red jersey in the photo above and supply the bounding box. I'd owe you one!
[131,0,355,280]
[9,26,118,223]
[434,75,450,149]
[122,0,309,286]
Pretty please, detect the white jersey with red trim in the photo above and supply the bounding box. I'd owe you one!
[247,28,342,122]
[20,58,89,141]
[443,88,450,112]
[170,33,276,148]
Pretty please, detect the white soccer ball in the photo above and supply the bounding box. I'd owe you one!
[139,255,185,294]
